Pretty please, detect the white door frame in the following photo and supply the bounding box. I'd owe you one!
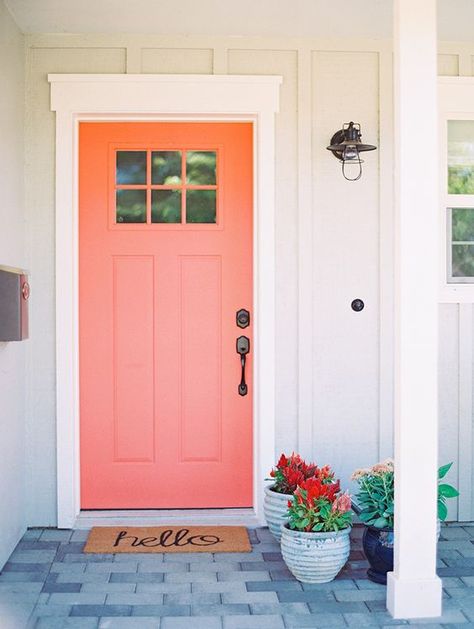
[49,74,281,528]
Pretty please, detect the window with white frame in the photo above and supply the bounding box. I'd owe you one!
[447,120,474,283]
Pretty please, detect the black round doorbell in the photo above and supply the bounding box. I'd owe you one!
[351,299,365,312]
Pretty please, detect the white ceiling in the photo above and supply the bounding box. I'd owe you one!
[4,0,474,41]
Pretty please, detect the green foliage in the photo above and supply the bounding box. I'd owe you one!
[354,469,394,530]
[286,481,352,533]
[353,460,460,528]
[448,166,474,194]
[437,462,460,522]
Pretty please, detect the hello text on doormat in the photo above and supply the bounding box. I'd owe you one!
[84,526,251,553]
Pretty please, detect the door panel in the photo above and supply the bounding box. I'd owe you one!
[79,122,253,508]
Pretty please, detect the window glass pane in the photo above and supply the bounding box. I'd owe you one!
[152,151,182,185]
[116,189,147,223]
[151,190,181,223]
[116,151,147,185]
[448,121,474,194]
[452,244,474,278]
[452,208,474,242]
[186,151,216,185]
[186,190,216,224]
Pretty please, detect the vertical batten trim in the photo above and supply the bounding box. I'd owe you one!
[458,52,472,78]
[378,49,395,460]
[126,46,142,73]
[458,304,473,520]
[213,48,228,74]
[297,47,314,459]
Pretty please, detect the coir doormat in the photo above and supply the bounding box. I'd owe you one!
[84,526,251,554]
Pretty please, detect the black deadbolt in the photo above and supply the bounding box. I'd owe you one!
[236,308,250,329]
[351,299,365,312]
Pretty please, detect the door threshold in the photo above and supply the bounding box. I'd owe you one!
[75,508,260,529]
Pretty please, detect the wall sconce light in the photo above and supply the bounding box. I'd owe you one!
[326,121,377,181]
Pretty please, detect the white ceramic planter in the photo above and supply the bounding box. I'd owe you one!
[280,524,351,583]
[263,485,292,541]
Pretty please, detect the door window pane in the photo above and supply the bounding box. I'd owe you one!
[186,151,216,185]
[152,190,181,223]
[116,151,147,185]
[116,189,147,223]
[448,121,474,194]
[186,190,216,224]
[152,151,182,185]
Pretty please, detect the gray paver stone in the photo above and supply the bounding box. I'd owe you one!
[334,588,387,602]
[161,617,221,628]
[164,593,220,605]
[132,605,191,617]
[245,581,302,592]
[137,584,191,594]
[191,603,250,616]
[71,604,132,616]
[106,594,165,605]
[111,573,164,584]
[283,613,345,628]
[217,571,271,582]
[40,529,73,542]
[99,619,161,629]
[221,591,278,604]
[35,619,99,628]
[192,582,247,594]
[223,614,284,628]
[48,592,107,605]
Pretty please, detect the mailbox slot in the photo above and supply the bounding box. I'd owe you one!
[0,266,29,341]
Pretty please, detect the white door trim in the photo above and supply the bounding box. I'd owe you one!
[49,74,281,528]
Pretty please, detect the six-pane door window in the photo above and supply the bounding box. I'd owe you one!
[115,149,217,225]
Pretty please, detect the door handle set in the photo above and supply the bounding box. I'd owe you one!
[236,335,250,396]
[236,309,250,396]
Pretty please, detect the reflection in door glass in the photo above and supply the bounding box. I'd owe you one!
[116,151,147,185]
[152,151,182,185]
[186,151,216,185]
[116,189,147,223]
[152,190,182,223]
[448,121,474,194]
[186,190,216,223]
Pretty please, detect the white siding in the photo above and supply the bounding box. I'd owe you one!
[24,34,474,525]
[0,0,26,565]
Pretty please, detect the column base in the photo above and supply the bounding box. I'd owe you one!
[387,572,442,619]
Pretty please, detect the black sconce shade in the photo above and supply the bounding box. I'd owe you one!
[327,121,377,181]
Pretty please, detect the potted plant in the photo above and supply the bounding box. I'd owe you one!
[352,459,459,584]
[280,474,353,583]
[264,453,331,540]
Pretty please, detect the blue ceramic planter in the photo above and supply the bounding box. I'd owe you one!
[362,526,394,585]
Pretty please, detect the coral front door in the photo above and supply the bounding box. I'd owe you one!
[79,122,253,509]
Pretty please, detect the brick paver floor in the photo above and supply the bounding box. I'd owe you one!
[1,524,474,628]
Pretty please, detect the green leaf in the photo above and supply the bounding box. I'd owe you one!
[373,517,388,529]
[438,500,448,521]
[438,462,453,480]
[439,484,460,499]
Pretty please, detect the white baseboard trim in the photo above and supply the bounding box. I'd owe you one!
[387,572,443,619]
[75,508,261,529]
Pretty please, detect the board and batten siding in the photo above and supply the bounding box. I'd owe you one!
[24,35,472,525]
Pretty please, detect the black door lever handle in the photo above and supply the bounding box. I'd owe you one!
[236,336,250,396]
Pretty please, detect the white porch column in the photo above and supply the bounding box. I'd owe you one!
[387,0,442,619]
